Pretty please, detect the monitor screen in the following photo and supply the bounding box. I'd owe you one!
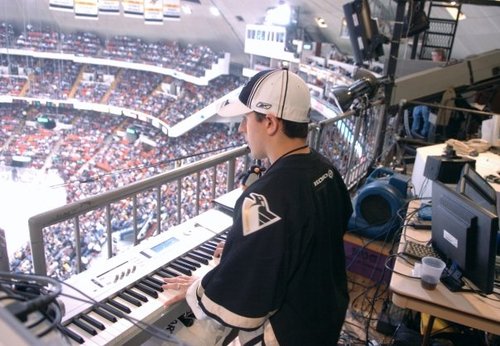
[432,181,498,294]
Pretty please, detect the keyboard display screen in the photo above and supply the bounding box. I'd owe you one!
[151,237,179,253]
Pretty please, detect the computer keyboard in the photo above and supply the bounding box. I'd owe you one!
[402,241,443,261]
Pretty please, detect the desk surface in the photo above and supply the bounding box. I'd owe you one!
[390,201,500,335]
[412,143,500,199]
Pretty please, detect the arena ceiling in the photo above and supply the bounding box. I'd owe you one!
[1,0,499,68]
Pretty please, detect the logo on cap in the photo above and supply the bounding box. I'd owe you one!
[255,102,272,110]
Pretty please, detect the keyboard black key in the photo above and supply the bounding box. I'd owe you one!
[108,299,132,314]
[94,307,117,323]
[179,257,201,268]
[197,246,214,256]
[214,235,227,243]
[125,288,148,302]
[145,276,164,287]
[191,250,212,260]
[186,253,209,265]
[156,269,175,278]
[118,292,142,307]
[59,325,85,344]
[169,263,192,276]
[141,278,163,292]
[200,245,215,253]
[135,282,159,298]
[202,243,217,251]
[172,259,197,271]
[73,318,97,336]
[80,314,105,331]
[160,268,181,277]
[101,302,125,318]
[206,240,219,247]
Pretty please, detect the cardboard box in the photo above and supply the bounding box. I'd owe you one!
[344,233,394,284]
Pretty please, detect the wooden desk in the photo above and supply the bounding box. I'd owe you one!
[390,201,500,340]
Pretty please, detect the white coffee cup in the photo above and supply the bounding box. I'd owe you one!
[420,256,446,290]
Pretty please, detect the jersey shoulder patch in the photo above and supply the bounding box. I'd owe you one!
[241,192,281,236]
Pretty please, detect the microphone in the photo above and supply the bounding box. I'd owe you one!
[240,162,266,189]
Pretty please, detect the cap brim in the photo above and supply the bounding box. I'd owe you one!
[217,99,253,117]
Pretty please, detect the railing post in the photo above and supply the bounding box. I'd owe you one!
[211,166,217,201]
[227,158,236,191]
[196,172,201,216]
[28,220,47,276]
[177,178,182,223]
[346,110,363,186]
[133,195,138,245]
[156,186,162,234]
[106,204,113,258]
[75,216,82,274]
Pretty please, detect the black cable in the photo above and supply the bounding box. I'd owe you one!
[36,301,63,338]
[0,272,61,322]
[0,273,64,338]
[363,237,393,345]
[24,310,47,329]
[344,205,404,345]
[384,253,420,279]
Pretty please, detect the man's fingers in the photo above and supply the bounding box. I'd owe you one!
[163,292,184,309]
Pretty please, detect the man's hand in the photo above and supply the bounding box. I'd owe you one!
[214,241,225,259]
[162,275,198,308]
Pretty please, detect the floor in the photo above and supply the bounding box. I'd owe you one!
[226,272,395,346]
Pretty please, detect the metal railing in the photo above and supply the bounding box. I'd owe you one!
[310,99,386,189]
[28,101,390,279]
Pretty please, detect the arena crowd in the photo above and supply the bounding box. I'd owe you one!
[1,21,247,279]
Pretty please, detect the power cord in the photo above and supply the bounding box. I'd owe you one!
[0,272,61,322]
[0,271,64,339]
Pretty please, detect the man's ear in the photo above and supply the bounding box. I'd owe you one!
[265,113,280,135]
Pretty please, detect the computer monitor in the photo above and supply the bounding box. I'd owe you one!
[432,181,498,294]
[456,163,498,215]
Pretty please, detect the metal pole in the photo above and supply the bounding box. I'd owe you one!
[406,100,500,118]
[377,0,407,160]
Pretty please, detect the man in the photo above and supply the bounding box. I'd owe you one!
[411,48,446,138]
[162,68,352,345]
[431,48,446,63]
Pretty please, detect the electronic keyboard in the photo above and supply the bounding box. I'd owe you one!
[58,208,232,345]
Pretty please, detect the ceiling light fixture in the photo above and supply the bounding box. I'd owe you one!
[265,3,292,26]
[446,6,466,20]
[210,6,220,16]
[445,1,466,20]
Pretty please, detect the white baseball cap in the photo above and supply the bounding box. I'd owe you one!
[218,68,311,123]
